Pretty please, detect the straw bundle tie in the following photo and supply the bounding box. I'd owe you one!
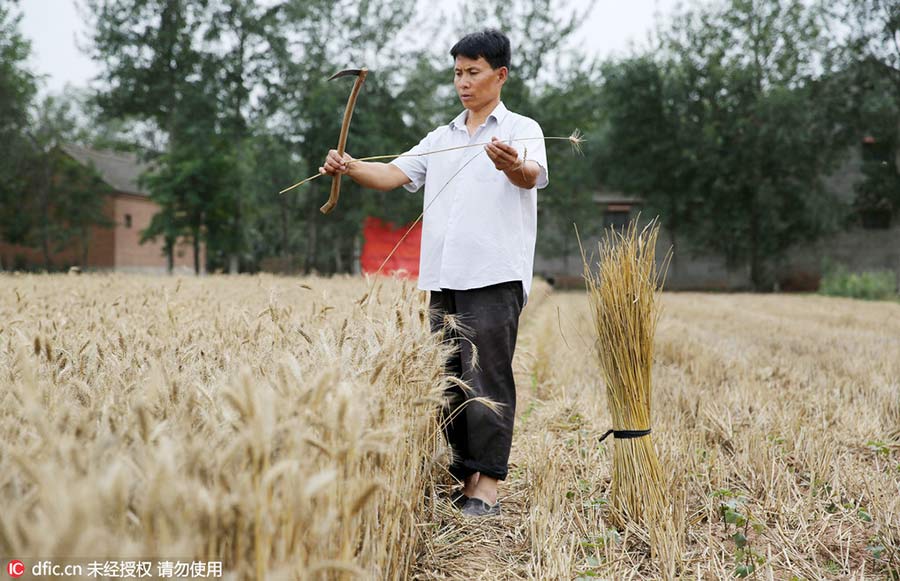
[598,428,652,443]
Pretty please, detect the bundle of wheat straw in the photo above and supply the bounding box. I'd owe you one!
[581,218,668,528]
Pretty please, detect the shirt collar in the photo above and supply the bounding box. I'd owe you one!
[449,101,509,131]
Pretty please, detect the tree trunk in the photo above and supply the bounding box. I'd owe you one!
[227,23,249,277]
[41,163,52,270]
[333,227,344,273]
[667,198,679,279]
[229,211,242,274]
[749,198,763,291]
[304,185,319,274]
[165,236,174,274]
[41,224,51,270]
[280,193,291,272]
[665,228,678,285]
[162,3,180,279]
[80,230,90,268]
[193,227,201,275]
[749,6,768,292]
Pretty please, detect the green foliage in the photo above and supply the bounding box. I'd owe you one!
[856,153,900,219]
[86,0,212,271]
[867,542,885,560]
[597,55,699,258]
[713,489,767,577]
[270,0,425,274]
[832,1,900,223]
[866,440,892,456]
[46,152,115,264]
[242,133,304,270]
[73,0,900,281]
[0,0,35,137]
[715,490,750,528]
[0,89,113,269]
[818,264,897,300]
[140,135,231,273]
[0,0,37,249]
[533,65,605,261]
[599,0,850,290]
[38,100,115,267]
[81,0,603,274]
[85,0,207,133]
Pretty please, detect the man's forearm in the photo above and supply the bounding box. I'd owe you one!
[346,160,411,191]
[503,160,541,189]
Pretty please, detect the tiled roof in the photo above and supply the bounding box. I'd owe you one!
[592,191,644,204]
[61,144,150,196]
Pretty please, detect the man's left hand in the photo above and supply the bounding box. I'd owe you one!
[485,136,522,172]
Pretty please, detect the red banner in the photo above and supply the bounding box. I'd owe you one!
[360,217,421,277]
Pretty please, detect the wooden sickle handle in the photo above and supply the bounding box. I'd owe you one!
[320,68,368,214]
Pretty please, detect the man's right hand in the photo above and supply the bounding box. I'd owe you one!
[317,149,412,192]
[320,149,354,176]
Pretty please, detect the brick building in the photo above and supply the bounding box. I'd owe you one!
[0,145,202,274]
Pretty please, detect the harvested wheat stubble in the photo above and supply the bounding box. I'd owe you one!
[522,291,898,580]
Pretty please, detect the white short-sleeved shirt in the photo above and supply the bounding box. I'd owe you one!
[390,101,549,303]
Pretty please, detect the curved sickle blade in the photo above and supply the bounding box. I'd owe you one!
[320,67,368,214]
[328,68,364,80]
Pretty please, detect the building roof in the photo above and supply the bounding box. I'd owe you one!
[592,191,644,205]
[61,144,150,196]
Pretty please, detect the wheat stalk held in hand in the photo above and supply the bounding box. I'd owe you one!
[278,130,585,195]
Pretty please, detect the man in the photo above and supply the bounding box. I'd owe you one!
[320,29,548,517]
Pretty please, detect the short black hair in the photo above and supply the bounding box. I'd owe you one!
[450,29,511,70]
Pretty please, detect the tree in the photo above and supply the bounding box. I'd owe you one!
[0,0,34,138]
[137,70,231,275]
[532,65,605,265]
[272,0,421,274]
[0,90,114,270]
[840,1,900,90]
[46,150,115,267]
[600,0,849,290]
[0,0,37,255]
[0,2,120,273]
[81,0,611,275]
[835,0,900,223]
[86,0,208,272]
[27,95,113,268]
[243,132,303,271]
[201,0,285,273]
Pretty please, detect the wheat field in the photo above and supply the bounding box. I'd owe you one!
[0,274,898,580]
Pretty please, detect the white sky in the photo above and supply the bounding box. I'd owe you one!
[20,0,682,94]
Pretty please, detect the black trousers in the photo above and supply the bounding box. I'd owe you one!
[428,280,524,481]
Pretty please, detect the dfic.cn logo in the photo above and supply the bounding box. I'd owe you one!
[6,560,25,578]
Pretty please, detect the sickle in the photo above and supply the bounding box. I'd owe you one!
[320,67,368,214]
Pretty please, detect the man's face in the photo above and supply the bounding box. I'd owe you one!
[454,55,507,111]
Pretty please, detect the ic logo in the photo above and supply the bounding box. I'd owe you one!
[7,561,24,578]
